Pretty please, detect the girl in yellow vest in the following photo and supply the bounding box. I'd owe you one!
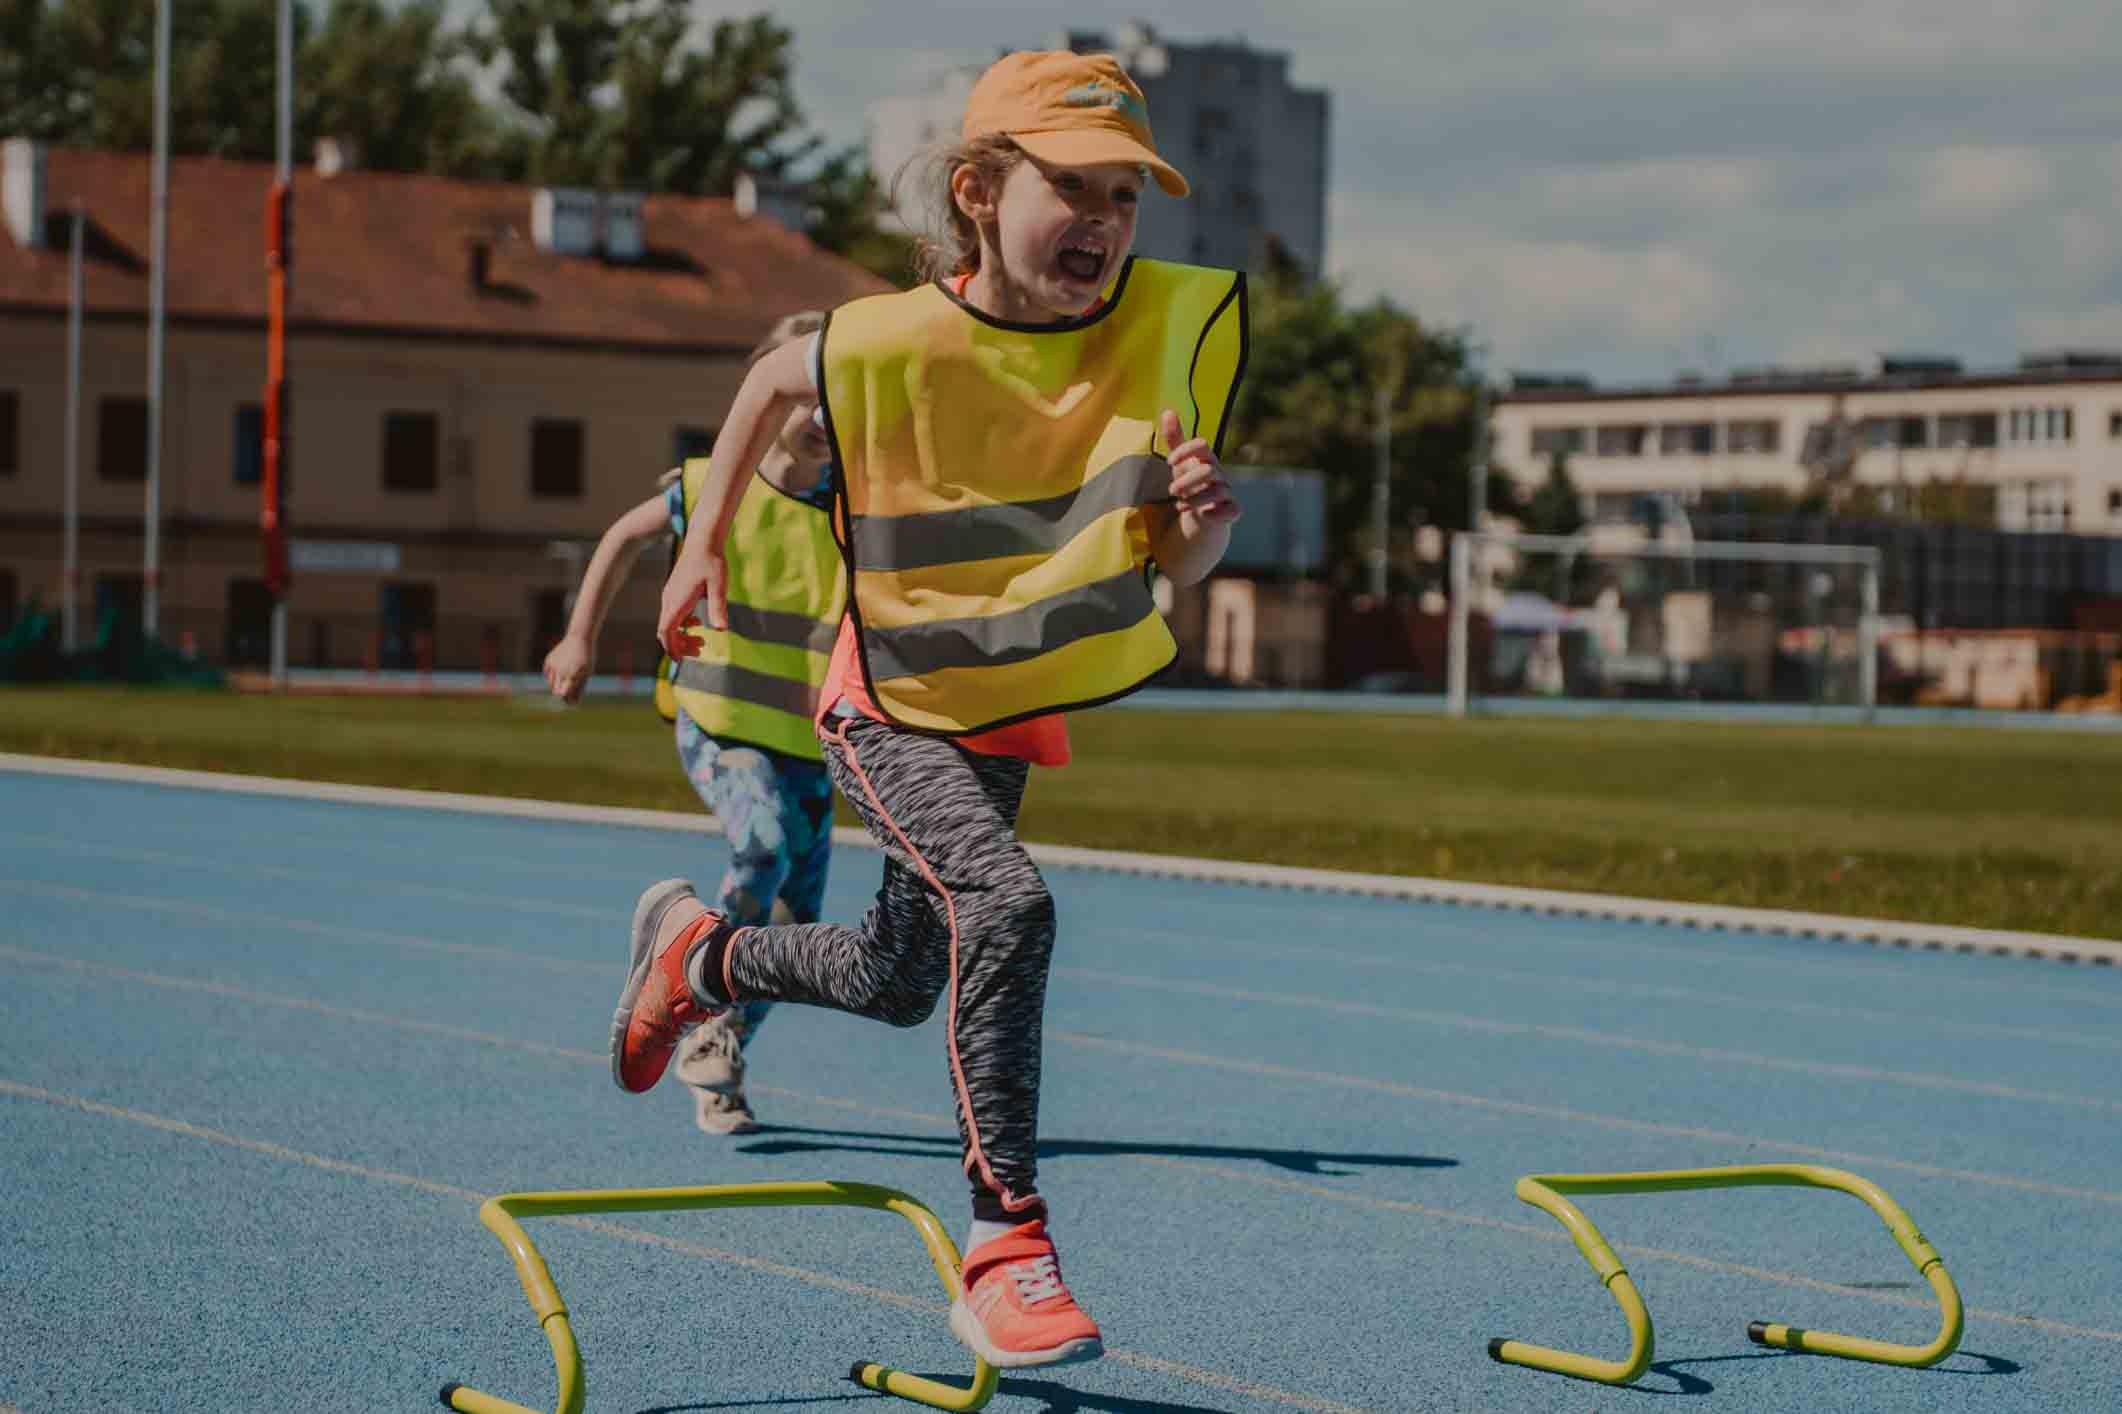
[609,51,1246,1370]
[545,313,843,1137]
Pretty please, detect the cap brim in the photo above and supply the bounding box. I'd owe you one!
[1011,129,1190,198]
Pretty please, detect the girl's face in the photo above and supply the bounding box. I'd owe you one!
[966,157,1142,321]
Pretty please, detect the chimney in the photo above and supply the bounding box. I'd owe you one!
[3,138,48,249]
[734,172,812,233]
[313,137,357,177]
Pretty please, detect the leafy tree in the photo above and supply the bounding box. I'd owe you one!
[804,144,916,287]
[302,0,498,178]
[1227,272,1487,590]
[1522,451,1586,538]
[470,0,813,193]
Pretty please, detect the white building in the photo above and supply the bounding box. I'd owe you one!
[1490,354,2122,535]
[868,22,1330,277]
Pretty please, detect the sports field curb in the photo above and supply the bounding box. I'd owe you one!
[6,751,2117,968]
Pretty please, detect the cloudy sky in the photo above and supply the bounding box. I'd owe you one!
[676,1,2122,386]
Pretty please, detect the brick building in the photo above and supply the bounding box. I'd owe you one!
[0,141,887,673]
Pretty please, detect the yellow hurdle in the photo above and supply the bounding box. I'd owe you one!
[441,1179,997,1414]
[1489,1163,1963,1385]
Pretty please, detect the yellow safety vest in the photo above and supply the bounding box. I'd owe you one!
[654,458,845,761]
[819,257,1248,735]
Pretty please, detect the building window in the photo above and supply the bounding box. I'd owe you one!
[2108,486,2122,517]
[382,411,440,492]
[1529,426,1587,458]
[233,403,264,486]
[1896,415,1929,449]
[0,389,18,476]
[1937,412,1998,449]
[379,581,437,670]
[94,573,144,634]
[2008,405,2074,444]
[1998,479,2072,531]
[530,418,585,498]
[98,397,149,482]
[226,577,274,667]
[2109,410,2122,440]
[1594,424,1648,457]
[528,587,569,671]
[1658,422,1716,455]
[1724,419,1780,454]
[672,425,716,466]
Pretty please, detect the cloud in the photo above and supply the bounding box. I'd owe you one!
[608,1,2122,382]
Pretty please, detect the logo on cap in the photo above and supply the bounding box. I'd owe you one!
[1062,81,1149,128]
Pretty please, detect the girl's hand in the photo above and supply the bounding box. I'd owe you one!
[1162,408,1241,525]
[659,547,726,658]
[541,633,594,704]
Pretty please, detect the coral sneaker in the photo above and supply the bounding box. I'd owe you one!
[611,879,728,1094]
[948,1220,1104,1369]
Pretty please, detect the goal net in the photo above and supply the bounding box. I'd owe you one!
[1447,531,1881,715]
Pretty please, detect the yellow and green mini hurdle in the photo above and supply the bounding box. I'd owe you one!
[440,1179,997,1414]
[1489,1163,1963,1385]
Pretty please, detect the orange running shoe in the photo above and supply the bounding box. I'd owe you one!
[610,879,728,1094]
[948,1220,1104,1369]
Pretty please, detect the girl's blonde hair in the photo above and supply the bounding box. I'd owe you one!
[656,310,827,490]
[900,134,1026,285]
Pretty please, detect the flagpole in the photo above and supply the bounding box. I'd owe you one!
[144,0,170,636]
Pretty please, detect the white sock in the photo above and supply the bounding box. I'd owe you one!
[964,1218,1016,1256]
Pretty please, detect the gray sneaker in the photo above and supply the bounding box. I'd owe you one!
[691,1085,760,1136]
[674,1012,746,1093]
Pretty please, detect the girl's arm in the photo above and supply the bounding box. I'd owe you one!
[543,493,669,703]
[660,336,817,654]
[1145,408,1242,587]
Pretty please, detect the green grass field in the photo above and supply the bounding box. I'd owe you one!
[4,684,2117,940]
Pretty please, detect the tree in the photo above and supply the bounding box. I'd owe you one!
[1522,451,1586,538]
[469,0,814,193]
[803,144,916,287]
[1227,272,1484,591]
[302,0,498,178]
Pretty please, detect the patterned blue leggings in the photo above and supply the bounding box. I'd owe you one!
[674,709,834,1046]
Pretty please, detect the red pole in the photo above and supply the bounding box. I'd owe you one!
[262,181,291,601]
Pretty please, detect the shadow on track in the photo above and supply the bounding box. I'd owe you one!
[734,1124,1457,1177]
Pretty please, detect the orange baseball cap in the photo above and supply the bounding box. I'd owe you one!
[961,51,1189,198]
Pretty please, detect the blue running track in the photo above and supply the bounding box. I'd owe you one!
[4,761,2120,1413]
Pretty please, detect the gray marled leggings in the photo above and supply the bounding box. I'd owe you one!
[722,712,1056,1220]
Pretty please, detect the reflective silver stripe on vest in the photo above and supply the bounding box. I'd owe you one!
[701,600,840,655]
[672,659,818,718]
[861,568,1156,681]
[849,454,1172,572]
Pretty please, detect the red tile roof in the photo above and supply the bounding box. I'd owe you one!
[0,146,891,352]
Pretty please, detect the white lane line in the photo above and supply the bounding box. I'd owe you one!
[0,1078,1373,1414]
[0,880,601,975]
[9,1075,2117,1355]
[1129,1158,2122,1347]
[7,942,2117,1209]
[1059,967,2122,1114]
[19,829,2119,1051]
[12,871,2109,1117]
[10,752,2120,966]
[1095,925,2122,1046]
[0,833,613,921]
[1048,1032,2122,1208]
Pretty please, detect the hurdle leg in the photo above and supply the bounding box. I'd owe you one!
[1488,1163,1963,1386]
[442,1180,998,1413]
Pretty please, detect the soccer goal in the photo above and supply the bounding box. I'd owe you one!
[1446,530,1882,717]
